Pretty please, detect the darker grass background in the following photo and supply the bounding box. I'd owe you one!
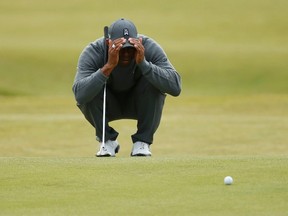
[1,0,288,97]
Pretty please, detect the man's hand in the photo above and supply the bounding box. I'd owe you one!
[129,37,144,64]
[101,38,126,76]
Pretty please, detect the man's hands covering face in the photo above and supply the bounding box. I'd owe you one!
[102,37,144,77]
[128,37,144,64]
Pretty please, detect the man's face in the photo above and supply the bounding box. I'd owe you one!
[118,47,136,67]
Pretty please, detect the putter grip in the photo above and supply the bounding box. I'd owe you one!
[104,26,109,39]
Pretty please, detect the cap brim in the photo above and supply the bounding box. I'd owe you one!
[122,41,134,49]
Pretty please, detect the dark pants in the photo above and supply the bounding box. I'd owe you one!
[77,76,166,144]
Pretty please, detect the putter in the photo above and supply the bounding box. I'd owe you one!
[102,83,107,147]
[102,26,109,147]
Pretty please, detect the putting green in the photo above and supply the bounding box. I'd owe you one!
[1,156,287,215]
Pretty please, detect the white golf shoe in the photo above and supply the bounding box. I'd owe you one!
[131,141,152,157]
[96,140,120,157]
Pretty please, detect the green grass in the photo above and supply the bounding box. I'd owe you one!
[1,156,288,216]
[1,94,287,157]
[1,0,288,215]
[1,0,288,96]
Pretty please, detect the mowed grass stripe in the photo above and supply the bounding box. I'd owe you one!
[0,156,287,216]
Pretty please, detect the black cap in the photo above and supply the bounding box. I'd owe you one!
[108,18,138,48]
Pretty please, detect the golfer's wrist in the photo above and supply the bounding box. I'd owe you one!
[101,63,114,77]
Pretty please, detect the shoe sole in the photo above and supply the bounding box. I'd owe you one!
[130,153,151,157]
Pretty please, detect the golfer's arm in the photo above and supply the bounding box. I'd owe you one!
[138,59,181,97]
[72,69,108,105]
[139,36,181,96]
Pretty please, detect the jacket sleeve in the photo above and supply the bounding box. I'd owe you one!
[72,39,108,105]
[137,36,181,97]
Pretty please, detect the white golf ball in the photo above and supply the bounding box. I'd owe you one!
[224,176,233,185]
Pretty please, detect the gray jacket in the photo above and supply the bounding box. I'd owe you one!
[72,35,181,105]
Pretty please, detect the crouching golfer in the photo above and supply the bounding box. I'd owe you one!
[72,18,181,157]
